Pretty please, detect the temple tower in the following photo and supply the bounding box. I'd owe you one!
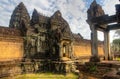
[50,10,73,60]
[9,2,30,36]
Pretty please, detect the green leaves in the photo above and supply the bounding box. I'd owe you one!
[111,38,120,57]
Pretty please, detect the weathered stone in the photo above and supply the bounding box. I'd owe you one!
[0,1,105,78]
[116,4,120,23]
[89,56,100,62]
[103,68,120,79]
[87,0,105,20]
[104,30,111,60]
[50,10,73,40]
[117,70,120,75]
[9,2,30,36]
[0,26,21,37]
[30,9,39,26]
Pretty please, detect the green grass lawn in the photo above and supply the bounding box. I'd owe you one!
[2,72,78,79]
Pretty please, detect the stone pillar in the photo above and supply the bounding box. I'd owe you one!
[37,36,40,52]
[104,30,111,60]
[70,42,74,59]
[90,24,100,62]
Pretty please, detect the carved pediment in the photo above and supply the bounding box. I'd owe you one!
[50,10,73,40]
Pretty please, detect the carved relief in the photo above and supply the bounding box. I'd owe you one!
[87,0,105,20]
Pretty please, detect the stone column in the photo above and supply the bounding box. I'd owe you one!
[37,36,40,52]
[104,30,110,60]
[90,24,100,62]
[70,42,74,59]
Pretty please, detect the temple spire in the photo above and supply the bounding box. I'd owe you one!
[91,0,97,7]
[9,2,30,36]
[30,9,39,26]
[93,0,97,3]
[19,2,24,7]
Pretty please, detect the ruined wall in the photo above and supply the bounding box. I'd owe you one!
[73,40,104,59]
[0,36,23,61]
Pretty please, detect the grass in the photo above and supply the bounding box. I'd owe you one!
[116,57,120,61]
[2,72,78,79]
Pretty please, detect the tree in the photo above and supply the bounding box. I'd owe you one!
[111,39,120,57]
[114,29,120,39]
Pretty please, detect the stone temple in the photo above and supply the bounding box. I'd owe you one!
[0,1,104,76]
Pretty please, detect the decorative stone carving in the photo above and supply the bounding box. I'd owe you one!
[9,2,30,36]
[49,10,73,59]
[86,0,105,62]
[87,0,105,20]
[8,2,75,73]
[50,10,73,40]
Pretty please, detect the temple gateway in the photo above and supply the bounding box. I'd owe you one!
[0,1,104,76]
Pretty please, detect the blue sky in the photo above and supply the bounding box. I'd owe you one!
[0,0,119,42]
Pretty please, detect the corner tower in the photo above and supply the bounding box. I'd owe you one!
[9,2,30,36]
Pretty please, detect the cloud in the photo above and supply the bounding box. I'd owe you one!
[102,0,119,15]
[0,0,119,42]
[52,0,91,39]
[0,0,91,39]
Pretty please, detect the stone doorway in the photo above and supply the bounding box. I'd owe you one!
[63,44,69,57]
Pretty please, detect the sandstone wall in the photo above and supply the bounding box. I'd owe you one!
[73,44,91,58]
[0,36,23,61]
[73,41,104,59]
[98,45,104,56]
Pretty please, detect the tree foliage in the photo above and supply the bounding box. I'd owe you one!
[111,39,120,56]
[113,39,120,45]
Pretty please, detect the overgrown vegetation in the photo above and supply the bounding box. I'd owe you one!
[88,65,97,72]
[86,63,97,72]
[2,72,78,79]
[111,38,120,59]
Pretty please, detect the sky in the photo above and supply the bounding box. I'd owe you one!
[0,0,119,42]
